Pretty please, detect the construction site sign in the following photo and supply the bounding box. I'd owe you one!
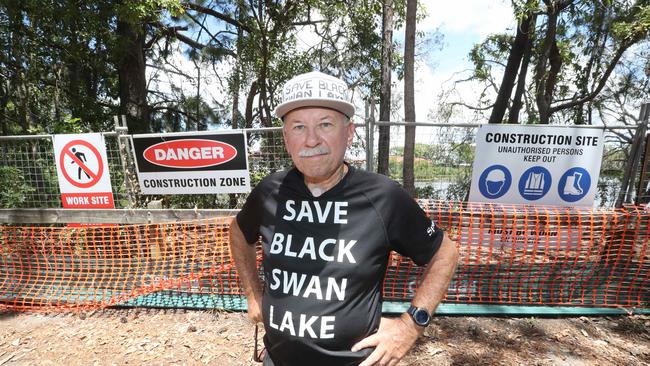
[469,125,604,207]
[53,133,115,208]
[132,131,250,195]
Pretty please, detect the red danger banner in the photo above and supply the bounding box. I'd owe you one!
[143,139,238,168]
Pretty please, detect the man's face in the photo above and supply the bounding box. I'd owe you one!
[282,107,354,183]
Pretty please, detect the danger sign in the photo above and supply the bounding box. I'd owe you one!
[53,133,115,209]
[132,131,250,195]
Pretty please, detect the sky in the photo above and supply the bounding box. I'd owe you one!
[419,0,514,72]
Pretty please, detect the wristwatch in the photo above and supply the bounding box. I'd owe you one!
[406,305,431,327]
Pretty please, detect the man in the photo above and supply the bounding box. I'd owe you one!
[230,71,459,366]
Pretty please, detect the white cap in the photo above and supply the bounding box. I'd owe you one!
[274,71,356,119]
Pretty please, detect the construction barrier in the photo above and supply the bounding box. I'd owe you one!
[1,201,649,312]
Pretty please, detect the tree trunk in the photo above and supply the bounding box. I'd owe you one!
[229,3,245,210]
[489,11,534,124]
[0,84,9,136]
[535,0,575,124]
[116,19,150,134]
[18,79,29,133]
[575,4,607,125]
[508,15,536,124]
[257,31,272,128]
[535,8,558,124]
[244,80,258,129]
[402,0,416,195]
[377,0,394,176]
[53,66,62,123]
[231,7,244,130]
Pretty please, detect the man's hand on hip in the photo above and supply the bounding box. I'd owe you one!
[351,314,423,366]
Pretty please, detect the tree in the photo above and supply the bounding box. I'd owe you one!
[489,0,538,124]
[449,0,650,125]
[116,16,149,134]
[0,1,122,134]
[377,0,395,176]
[1,0,402,141]
[402,0,416,195]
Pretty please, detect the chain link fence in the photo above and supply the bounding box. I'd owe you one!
[0,134,131,209]
[0,122,643,210]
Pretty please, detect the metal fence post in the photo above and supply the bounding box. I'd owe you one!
[616,103,650,207]
[364,102,370,172]
[114,115,136,208]
[367,100,376,173]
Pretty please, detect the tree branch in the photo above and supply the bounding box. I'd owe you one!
[291,20,326,26]
[184,2,252,33]
[146,63,193,79]
[550,41,632,113]
[184,12,236,57]
[448,101,495,111]
[153,22,207,49]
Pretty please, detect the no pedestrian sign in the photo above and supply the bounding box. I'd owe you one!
[469,125,604,207]
[53,133,115,208]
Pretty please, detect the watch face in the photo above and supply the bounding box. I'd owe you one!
[414,309,429,325]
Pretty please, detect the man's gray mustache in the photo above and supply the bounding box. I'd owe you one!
[298,146,330,157]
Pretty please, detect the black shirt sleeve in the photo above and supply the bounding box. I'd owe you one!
[385,183,444,266]
[236,182,266,245]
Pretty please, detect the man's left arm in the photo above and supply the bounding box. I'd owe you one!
[352,233,459,366]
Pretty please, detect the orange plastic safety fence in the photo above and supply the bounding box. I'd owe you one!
[0,218,238,312]
[387,200,650,307]
[1,201,649,312]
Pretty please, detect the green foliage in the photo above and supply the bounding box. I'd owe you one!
[600,146,626,177]
[1,0,407,136]
[52,117,85,134]
[459,0,650,125]
[388,140,474,201]
[116,0,184,23]
[0,0,436,209]
[388,155,462,180]
[469,34,514,82]
[612,5,650,42]
[0,167,34,208]
[0,1,122,134]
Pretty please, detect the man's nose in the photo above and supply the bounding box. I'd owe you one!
[304,126,321,147]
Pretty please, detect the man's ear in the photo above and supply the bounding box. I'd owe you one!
[346,119,355,147]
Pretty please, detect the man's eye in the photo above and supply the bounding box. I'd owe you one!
[321,122,333,128]
[293,125,305,131]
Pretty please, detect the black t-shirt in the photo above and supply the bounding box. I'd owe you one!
[236,164,444,366]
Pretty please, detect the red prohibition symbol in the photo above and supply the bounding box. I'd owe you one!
[59,139,104,189]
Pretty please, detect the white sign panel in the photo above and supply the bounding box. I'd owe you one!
[52,133,115,208]
[459,226,583,249]
[469,125,604,207]
[132,131,251,195]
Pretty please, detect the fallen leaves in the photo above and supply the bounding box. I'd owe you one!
[1,311,649,366]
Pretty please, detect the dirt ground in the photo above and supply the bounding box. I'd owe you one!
[0,309,648,366]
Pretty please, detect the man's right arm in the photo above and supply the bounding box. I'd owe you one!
[229,217,264,323]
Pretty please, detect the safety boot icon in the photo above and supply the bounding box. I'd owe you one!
[563,172,583,195]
